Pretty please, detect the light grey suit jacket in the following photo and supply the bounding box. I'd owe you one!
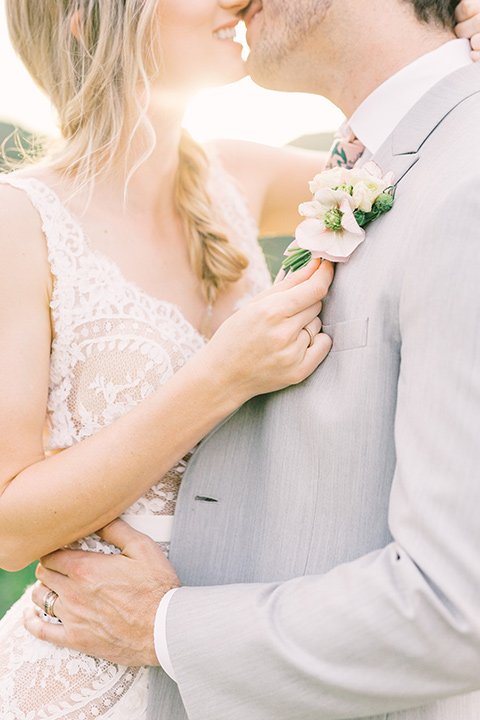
[148,63,480,719]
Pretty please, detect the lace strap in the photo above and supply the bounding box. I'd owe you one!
[0,175,86,282]
[0,175,84,444]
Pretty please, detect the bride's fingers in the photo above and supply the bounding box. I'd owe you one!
[298,329,333,378]
[280,263,333,317]
[455,17,480,38]
[299,317,323,350]
[455,0,479,23]
[291,301,323,331]
[252,258,321,303]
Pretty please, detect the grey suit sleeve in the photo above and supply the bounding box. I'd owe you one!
[166,178,480,720]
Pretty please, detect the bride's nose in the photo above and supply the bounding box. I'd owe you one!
[218,0,251,14]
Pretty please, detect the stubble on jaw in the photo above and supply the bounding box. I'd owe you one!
[245,0,333,90]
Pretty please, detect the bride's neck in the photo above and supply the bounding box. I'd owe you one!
[90,94,188,219]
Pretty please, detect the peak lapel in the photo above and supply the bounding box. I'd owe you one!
[371,63,480,188]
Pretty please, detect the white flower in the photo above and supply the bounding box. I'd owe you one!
[295,188,365,263]
[351,180,383,212]
[283,160,395,270]
[309,167,347,194]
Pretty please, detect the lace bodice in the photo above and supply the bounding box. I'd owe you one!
[0,160,271,720]
[0,163,271,523]
[0,162,270,445]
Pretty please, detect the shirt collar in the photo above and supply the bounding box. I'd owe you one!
[349,39,473,155]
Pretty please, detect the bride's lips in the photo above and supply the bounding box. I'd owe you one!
[212,20,241,42]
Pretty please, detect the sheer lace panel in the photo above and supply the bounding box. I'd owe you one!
[0,159,271,719]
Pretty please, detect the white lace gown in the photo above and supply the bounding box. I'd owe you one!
[0,162,272,720]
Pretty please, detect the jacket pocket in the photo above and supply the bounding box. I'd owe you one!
[322,317,369,352]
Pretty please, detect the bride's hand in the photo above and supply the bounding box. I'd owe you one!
[455,0,480,61]
[196,259,334,405]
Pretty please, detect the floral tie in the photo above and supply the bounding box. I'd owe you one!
[324,127,365,169]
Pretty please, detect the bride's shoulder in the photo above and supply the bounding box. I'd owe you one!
[0,168,53,276]
[0,172,37,226]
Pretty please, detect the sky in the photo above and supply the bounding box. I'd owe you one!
[0,4,344,146]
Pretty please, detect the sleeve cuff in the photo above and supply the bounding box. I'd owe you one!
[154,587,179,681]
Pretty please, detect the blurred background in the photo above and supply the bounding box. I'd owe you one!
[0,4,340,619]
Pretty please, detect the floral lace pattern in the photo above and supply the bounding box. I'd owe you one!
[0,160,271,719]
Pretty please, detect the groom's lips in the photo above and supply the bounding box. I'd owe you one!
[241,0,263,46]
[241,0,263,29]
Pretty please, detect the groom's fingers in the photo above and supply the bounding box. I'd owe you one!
[40,547,91,576]
[35,561,67,593]
[96,517,147,555]
[24,605,70,646]
[96,518,172,568]
[30,580,65,619]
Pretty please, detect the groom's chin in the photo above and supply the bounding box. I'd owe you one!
[246,58,313,94]
[245,55,289,92]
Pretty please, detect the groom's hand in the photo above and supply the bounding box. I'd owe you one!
[23,518,181,666]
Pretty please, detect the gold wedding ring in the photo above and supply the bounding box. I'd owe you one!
[303,326,315,348]
[43,589,59,618]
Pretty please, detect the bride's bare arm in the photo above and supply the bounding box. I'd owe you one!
[0,186,333,571]
[210,139,328,237]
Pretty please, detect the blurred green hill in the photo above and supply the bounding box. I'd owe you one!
[0,122,41,617]
[0,121,45,171]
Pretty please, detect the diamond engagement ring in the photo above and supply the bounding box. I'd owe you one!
[43,589,59,618]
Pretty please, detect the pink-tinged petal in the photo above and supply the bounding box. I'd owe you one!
[313,188,339,208]
[295,218,330,252]
[298,199,325,219]
[339,197,364,236]
[313,187,353,209]
[310,229,365,262]
[332,229,366,259]
[362,160,383,178]
[315,251,354,263]
[383,170,395,186]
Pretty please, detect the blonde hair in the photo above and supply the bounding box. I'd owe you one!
[5,0,248,306]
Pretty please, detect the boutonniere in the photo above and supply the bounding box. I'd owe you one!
[282,161,395,272]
